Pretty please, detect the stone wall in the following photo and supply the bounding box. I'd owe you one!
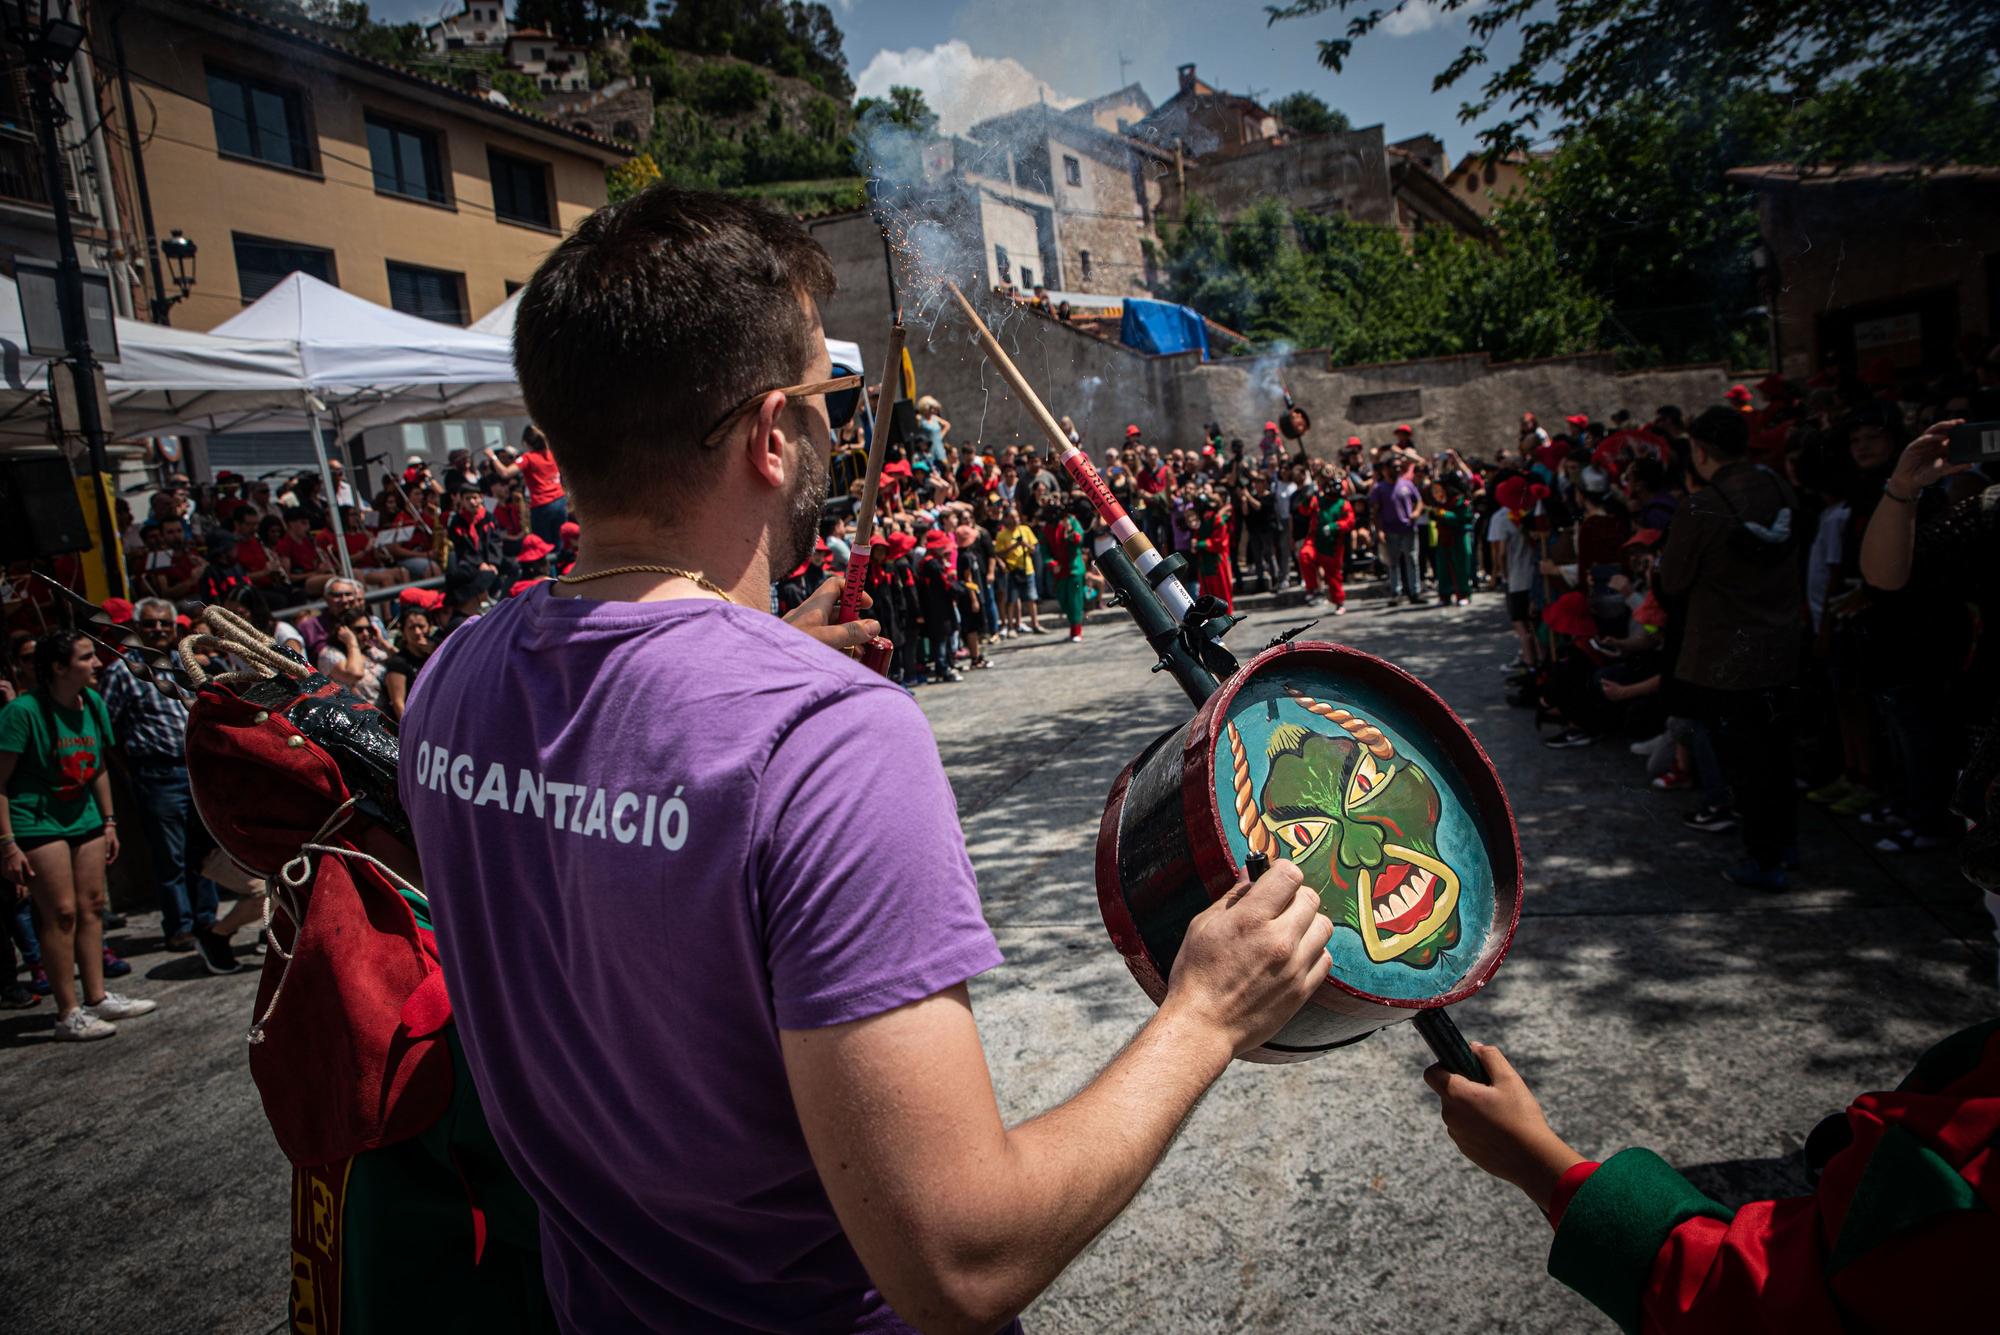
[806,210,1733,462]
[540,76,655,145]
[1157,126,1395,225]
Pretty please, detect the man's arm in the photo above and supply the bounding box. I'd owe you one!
[783,862,1330,1335]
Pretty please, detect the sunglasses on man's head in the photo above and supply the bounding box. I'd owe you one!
[700,363,864,445]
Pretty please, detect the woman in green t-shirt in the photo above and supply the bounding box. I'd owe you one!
[0,629,157,1041]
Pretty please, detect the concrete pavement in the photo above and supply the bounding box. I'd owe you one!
[1,591,1991,1333]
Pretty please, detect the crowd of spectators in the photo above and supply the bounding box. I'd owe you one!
[6,336,1997,1032]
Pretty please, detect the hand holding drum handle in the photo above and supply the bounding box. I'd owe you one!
[1413,1009,1491,1085]
[1247,850,1490,1084]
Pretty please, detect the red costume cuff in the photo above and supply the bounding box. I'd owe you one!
[1547,1159,1600,1228]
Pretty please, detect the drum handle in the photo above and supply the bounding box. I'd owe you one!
[1413,1009,1491,1084]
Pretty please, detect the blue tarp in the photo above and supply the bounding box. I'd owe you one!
[1119,297,1211,360]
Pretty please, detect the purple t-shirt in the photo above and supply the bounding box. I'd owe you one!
[401,585,1003,1332]
[1370,475,1420,533]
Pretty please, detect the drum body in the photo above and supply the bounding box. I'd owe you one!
[1095,641,1522,1061]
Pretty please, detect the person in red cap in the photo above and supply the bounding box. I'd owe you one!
[1564,413,1589,434]
[557,519,581,576]
[1043,499,1089,643]
[1394,423,1417,455]
[1299,474,1354,612]
[1725,383,1753,414]
[913,527,962,680]
[1124,423,1142,440]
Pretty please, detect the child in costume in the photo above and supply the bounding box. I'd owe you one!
[1426,1023,1999,1333]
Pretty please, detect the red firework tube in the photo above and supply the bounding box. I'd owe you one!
[943,281,1196,623]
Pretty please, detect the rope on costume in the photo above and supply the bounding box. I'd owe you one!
[1282,686,1395,760]
[1227,721,1273,857]
[247,795,431,1047]
[176,604,311,689]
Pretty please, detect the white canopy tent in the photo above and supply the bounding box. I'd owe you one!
[0,274,305,447]
[341,287,865,437]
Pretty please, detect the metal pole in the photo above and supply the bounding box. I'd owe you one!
[307,406,354,580]
[108,5,170,325]
[27,60,125,599]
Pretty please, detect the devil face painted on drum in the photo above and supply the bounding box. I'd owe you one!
[1257,720,1463,968]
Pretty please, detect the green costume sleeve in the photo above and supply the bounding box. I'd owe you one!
[1547,1148,1734,1334]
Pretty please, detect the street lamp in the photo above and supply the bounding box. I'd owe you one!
[160,228,198,310]
[1,0,127,599]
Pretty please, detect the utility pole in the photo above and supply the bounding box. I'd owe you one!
[1117,50,1131,88]
[109,2,171,324]
[7,3,127,598]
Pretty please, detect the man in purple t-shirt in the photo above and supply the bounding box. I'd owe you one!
[1370,456,1424,605]
[401,188,1333,1334]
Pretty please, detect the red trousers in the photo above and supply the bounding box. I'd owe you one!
[1299,540,1345,607]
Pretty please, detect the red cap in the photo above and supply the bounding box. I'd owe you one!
[1622,528,1664,548]
[1395,424,1412,434]
[101,596,134,624]
[517,533,554,563]
[558,520,581,542]
[508,578,545,598]
[1725,383,1752,402]
[922,529,954,554]
[399,587,446,612]
[1345,436,1362,447]
[1565,413,1589,429]
[1125,424,1142,437]
[1202,443,1216,455]
[1263,421,1279,433]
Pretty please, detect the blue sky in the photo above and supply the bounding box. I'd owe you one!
[375,1,1531,160]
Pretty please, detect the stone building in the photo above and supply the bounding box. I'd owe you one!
[1726,162,2000,382]
[956,103,1170,296]
[424,0,510,53]
[1155,124,1487,239]
[1441,150,1541,221]
[502,29,590,94]
[1129,64,1280,156]
[541,77,654,145]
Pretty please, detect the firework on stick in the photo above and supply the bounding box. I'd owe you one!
[941,281,1198,624]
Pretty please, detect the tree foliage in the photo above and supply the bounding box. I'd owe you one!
[1271,91,1350,137]
[1265,0,2000,163]
[652,0,851,99]
[1153,197,1606,365]
[853,85,938,136]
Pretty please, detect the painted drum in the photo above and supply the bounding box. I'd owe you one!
[1095,640,1522,1062]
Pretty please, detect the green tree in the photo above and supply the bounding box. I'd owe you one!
[1271,91,1350,136]
[1266,0,2000,163]
[1153,197,1605,365]
[853,84,937,135]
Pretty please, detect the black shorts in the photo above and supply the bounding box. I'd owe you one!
[1505,591,1532,623]
[15,829,104,853]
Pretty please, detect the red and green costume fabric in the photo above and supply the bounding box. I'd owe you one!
[185,668,554,1334]
[1300,498,1352,606]
[1430,500,1476,601]
[1190,510,1234,611]
[1546,1018,2000,1333]
[1045,514,1089,627]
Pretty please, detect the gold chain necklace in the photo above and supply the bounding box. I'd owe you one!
[555,563,734,602]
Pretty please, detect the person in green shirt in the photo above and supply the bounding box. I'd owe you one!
[0,628,158,1042]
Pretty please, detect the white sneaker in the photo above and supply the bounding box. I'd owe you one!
[85,992,158,1022]
[53,1008,117,1041]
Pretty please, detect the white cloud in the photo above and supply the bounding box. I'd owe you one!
[1378,1,1483,38]
[856,39,1080,136]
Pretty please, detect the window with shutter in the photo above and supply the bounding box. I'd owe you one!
[386,261,467,325]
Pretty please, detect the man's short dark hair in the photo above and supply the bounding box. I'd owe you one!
[513,186,836,523]
[1689,405,1749,460]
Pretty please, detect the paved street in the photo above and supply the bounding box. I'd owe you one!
[5,591,1994,1333]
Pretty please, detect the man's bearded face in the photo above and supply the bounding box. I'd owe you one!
[782,404,829,572]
